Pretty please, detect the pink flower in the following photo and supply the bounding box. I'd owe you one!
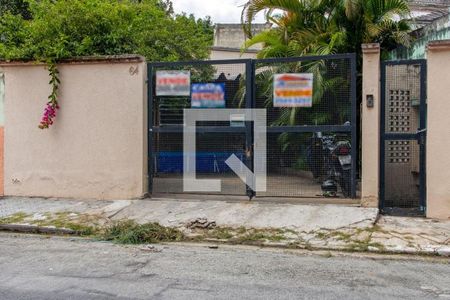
[39,101,60,129]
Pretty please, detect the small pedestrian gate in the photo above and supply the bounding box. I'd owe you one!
[380,59,427,214]
[148,54,358,200]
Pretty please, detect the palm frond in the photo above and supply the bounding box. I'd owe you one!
[242,0,307,37]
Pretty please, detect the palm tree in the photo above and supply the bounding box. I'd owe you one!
[241,0,411,59]
[238,0,411,172]
[238,0,411,125]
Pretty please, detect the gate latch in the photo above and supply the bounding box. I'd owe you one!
[245,146,252,158]
[416,128,427,134]
[416,128,427,145]
[366,94,374,108]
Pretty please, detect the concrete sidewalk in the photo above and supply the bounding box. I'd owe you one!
[0,197,377,231]
[0,197,449,256]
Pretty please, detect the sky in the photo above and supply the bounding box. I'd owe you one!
[172,0,266,23]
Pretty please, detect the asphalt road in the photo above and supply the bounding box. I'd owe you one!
[0,233,449,300]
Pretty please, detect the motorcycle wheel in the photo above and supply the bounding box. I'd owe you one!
[340,170,351,198]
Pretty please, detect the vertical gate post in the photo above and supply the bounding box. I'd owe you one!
[426,40,450,219]
[147,63,153,195]
[361,43,381,208]
[245,60,256,199]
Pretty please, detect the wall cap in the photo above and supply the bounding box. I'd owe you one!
[427,40,450,52]
[211,46,258,53]
[362,43,380,54]
[0,54,146,67]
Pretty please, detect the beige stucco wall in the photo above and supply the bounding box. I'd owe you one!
[209,49,257,79]
[361,44,381,208]
[210,49,258,61]
[1,58,147,200]
[426,40,450,219]
[0,72,4,196]
[213,23,269,50]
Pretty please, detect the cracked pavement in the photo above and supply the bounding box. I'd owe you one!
[0,197,449,255]
[0,233,449,299]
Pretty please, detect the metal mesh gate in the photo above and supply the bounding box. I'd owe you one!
[149,60,250,197]
[148,54,357,200]
[380,60,427,213]
[254,55,356,199]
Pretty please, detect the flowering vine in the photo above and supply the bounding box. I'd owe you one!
[38,61,60,129]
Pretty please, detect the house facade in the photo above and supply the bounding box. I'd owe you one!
[390,2,450,59]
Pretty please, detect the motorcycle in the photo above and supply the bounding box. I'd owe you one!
[307,126,352,198]
[321,136,352,197]
[306,132,325,179]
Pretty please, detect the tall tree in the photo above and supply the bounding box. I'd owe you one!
[0,0,31,20]
[239,0,412,157]
[0,0,213,62]
[0,0,214,129]
[241,0,411,59]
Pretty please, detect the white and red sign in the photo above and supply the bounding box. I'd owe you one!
[273,73,313,107]
[156,70,191,96]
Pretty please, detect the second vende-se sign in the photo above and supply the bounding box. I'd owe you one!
[191,83,225,108]
[273,73,313,107]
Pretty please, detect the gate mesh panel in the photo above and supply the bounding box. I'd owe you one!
[383,63,423,208]
[260,132,352,198]
[384,64,421,135]
[153,63,247,127]
[253,57,354,198]
[254,58,352,126]
[152,132,247,196]
[384,140,420,208]
[150,56,356,199]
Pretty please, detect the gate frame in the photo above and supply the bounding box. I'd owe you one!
[379,59,427,212]
[147,59,254,198]
[147,53,358,199]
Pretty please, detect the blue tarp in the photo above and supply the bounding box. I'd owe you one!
[157,151,245,173]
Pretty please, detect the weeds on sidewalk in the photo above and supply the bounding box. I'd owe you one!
[206,227,287,244]
[2,211,446,256]
[34,212,96,236]
[0,212,97,236]
[101,220,185,244]
[0,212,28,225]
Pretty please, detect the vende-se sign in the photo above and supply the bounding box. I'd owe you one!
[191,83,225,108]
[156,70,190,96]
[273,73,313,107]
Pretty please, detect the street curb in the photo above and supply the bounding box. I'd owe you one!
[0,224,77,235]
[437,247,450,257]
[1,224,448,257]
[201,238,450,257]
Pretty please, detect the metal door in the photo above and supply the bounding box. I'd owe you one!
[380,60,427,215]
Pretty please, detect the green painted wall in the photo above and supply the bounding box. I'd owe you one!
[389,13,450,60]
